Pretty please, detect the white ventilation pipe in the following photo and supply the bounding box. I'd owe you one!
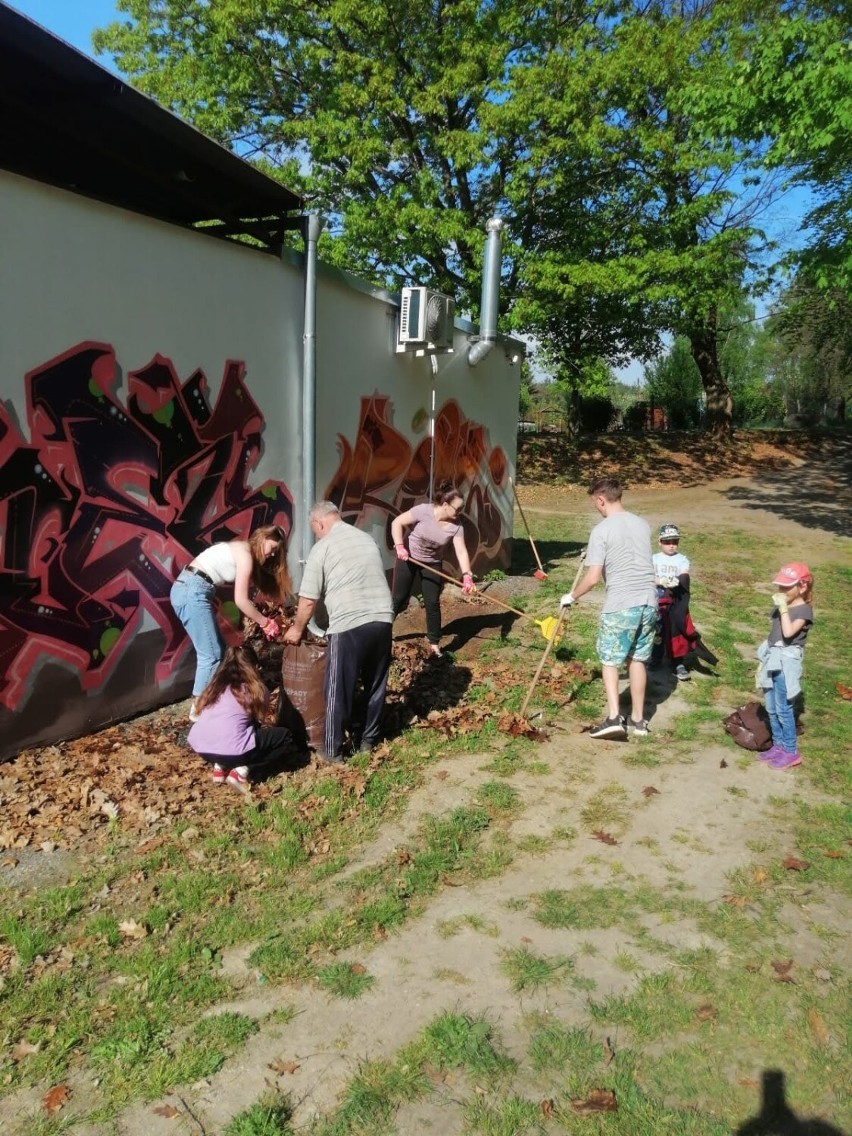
[300,213,325,575]
[468,216,505,366]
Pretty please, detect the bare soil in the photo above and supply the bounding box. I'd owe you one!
[2,431,850,1135]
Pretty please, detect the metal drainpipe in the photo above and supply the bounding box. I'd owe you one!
[299,214,325,579]
[468,216,505,367]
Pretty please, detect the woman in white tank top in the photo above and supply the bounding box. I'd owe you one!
[170,525,292,720]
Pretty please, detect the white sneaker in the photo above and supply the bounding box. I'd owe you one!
[189,700,200,723]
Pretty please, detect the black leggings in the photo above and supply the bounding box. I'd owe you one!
[198,725,292,776]
[392,560,444,645]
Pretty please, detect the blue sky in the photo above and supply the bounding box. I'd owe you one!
[9,0,119,59]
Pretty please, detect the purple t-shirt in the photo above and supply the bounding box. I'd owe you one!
[406,503,462,564]
[187,687,258,756]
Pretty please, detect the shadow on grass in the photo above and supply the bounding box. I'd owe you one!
[735,1069,844,1135]
[723,436,852,537]
[508,538,587,579]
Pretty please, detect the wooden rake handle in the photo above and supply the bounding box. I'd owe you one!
[509,477,546,576]
[519,549,587,719]
[406,557,530,620]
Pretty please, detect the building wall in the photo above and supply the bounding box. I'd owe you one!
[0,170,520,759]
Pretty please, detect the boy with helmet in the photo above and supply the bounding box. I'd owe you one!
[652,523,693,681]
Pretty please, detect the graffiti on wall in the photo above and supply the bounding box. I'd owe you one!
[0,343,292,711]
[325,393,508,566]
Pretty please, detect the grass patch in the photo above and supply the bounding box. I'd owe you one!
[500,945,574,992]
[315,962,374,1000]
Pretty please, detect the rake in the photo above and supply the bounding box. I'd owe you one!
[509,477,547,580]
[406,557,562,643]
[520,549,587,719]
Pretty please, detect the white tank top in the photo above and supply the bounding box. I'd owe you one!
[191,542,237,585]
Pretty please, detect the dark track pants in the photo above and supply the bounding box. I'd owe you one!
[392,559,443,645]
[324,621,392,759]
[198,725,293,776]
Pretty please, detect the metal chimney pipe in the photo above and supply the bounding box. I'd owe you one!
[468,216,505,366]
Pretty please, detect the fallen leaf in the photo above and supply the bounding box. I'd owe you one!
[807,1007,829,1047]
[834,681,852,700]
[269,1059,301,1075]
[10,1041,40,1061]
[521,936,533,944]
[152,1104,180,1118]
[642,785,660,797]
[696,1004,718,1021]
[118,919,148,940]
[43,1084,70,1114]
[771,959,795,983]
[540,1099,555,1117]
[782,856,810,872]
[745,961,762,973]
[720,758,728,768]
[570,1088,617,1114]
[350,963,366,976]
[723,894,747,907]
[592,830,619,846]
[822,850,843,860]
[752,868,769,884]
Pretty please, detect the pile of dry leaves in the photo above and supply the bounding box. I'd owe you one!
[1,631,588,858]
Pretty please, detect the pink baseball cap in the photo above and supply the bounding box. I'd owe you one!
[772,562,811,586]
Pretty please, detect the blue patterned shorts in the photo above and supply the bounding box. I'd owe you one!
[597,605,658,666]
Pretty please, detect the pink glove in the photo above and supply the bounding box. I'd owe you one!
[262,618,279,641]
[395,543,410,561]
[462,573,476,594]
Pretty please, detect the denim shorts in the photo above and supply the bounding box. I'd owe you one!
[597,605,657,666]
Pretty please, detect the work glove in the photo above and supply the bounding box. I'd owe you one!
[462,573,476,595]
[560,592,575,608]
[395,543,410,561]
[771,592,788,613]
[262,617,280,641]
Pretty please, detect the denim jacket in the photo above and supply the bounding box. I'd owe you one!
[756,639,804,699]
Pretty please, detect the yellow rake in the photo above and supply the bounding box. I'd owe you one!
[520,550,587,718]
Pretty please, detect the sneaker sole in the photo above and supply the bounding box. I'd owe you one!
[590,726,628,739]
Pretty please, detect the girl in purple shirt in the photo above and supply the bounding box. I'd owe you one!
[187,645,293,791]
[390,481,476,657]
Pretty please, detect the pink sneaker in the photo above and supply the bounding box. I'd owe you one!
[226,766,251,792]
[758,745,784,763]
[768,749,801,770]
[210,763,226,784]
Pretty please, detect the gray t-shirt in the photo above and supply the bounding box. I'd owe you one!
[299,520,393,635]
[586,510,657,614]
[769,601,813,647]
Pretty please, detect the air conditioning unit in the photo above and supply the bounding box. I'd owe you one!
[398,286,455,351]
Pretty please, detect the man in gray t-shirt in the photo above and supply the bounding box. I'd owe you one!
[284,501,393,762]
[560,476,657,740]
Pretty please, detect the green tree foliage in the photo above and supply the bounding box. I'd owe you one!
[769,279,852,422]
[506,0,790,435]
[695,3,852,294]
[644,339,704,429]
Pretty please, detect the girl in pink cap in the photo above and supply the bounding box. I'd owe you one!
[755,562,814,769]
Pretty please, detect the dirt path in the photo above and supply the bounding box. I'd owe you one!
[4,444,850,1135]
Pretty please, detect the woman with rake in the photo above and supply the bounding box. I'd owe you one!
[391,481,476,656]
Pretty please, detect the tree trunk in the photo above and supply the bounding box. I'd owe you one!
[689,312,733,436]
